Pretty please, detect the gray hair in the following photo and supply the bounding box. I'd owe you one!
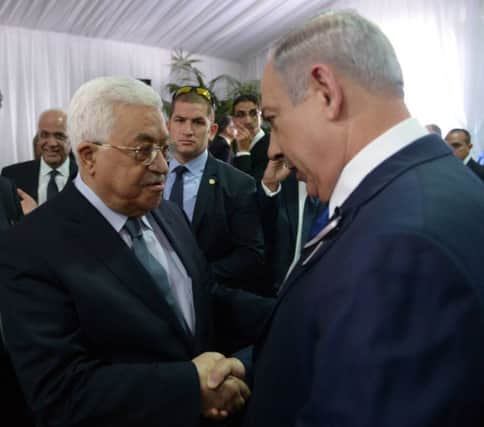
[67,76,162,157]
[271,10,404,103]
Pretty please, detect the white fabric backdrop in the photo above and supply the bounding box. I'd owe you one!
[0,25,242,169]
[243,0,484,155]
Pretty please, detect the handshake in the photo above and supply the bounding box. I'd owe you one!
[192,352,250,420]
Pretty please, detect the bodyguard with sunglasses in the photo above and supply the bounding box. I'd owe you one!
[0,77,273,427]
[165,86,269,300]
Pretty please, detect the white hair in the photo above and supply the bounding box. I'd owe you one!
[67,76,162,157]
[271,10,404,103]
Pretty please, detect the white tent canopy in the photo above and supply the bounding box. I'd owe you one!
[1,0,483,168]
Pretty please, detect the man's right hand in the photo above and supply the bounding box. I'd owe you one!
[234,126,253,152]
[17,188,38,215]
[262,159,291,192]
[192,352,250,420]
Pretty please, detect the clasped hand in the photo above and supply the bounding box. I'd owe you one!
[192,352,250,420]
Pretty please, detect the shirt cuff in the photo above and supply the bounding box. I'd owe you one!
[235,151,250,157]
[261,180,281,197]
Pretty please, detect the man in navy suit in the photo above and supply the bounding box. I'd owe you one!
[1,109,77,203]
[243,10,484,427]
[445,128,484,181]
[165,87,267,297]
[0,77,273,427]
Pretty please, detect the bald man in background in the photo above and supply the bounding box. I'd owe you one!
[1,109,77,203]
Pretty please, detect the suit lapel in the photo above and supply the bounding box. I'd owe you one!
[60,184,195,352]
[191,155,217,235]
[255,135,452,346]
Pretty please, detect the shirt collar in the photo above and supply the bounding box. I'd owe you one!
[250,129,265,151]
[40,156,70,177]
[463,153,472,165]
[169,149,208,176]
[74,175,150,232]
[329,117,428,217]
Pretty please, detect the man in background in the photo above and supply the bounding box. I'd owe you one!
[445,128,484,181]
[165,86,267,297]
[1,109,77,203]
[232,94,269,182]
[209,115,237,163]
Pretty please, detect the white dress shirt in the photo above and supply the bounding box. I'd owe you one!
[329,117,428,217]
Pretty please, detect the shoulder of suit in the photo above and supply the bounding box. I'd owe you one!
[210,157,255,185]
[2,159,39,175]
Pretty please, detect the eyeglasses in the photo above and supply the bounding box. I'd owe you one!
[233,108,260,119]
[87,141,168,165]
[172,86,214,106]
[39,130,68,142]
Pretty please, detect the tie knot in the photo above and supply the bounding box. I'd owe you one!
[124,217,143,239]
[173,165,187,177]
[49,169,59,177]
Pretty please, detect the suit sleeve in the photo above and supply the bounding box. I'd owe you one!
[0,249,202,427]
[296,232,484,426]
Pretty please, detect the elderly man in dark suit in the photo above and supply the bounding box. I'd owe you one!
[165,86,268,297]
[445,128,484,181]
[0,76,273,427]
[1,109,77,203]
[243,10,484,427]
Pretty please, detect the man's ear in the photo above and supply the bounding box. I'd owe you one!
[77,142,97,176]
[209,122,219,141]
[310,64,343,121]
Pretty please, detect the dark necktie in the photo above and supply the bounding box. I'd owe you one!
[169,165,187,211]
[124,217,188,331]
[301,196,326,244]
[47,169,59,200]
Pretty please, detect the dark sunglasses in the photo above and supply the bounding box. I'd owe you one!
[172,86,214,106]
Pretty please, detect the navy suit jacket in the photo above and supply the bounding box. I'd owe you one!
[0,183,273,427]
[243,135,484,427]
[192,154,266,295]
[1,158,77,202]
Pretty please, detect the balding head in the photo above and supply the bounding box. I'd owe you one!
[37,109,69,168]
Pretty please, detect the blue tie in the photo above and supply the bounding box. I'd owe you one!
[124,217,188,331]
[169,165,187,211]
[308,205,329,241]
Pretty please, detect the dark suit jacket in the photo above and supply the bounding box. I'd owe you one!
[208,135,233,163]
[467,158,484,181]
[257,172,299,289]
[0,177,34,427]
[0,183,273,427]
[243,135,484,427]
[232,133,269,183]
[1,158,77,202]
[193,154,266,295]
[0,176,22,231]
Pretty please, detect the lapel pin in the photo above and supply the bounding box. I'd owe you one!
[209,178,216,185]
